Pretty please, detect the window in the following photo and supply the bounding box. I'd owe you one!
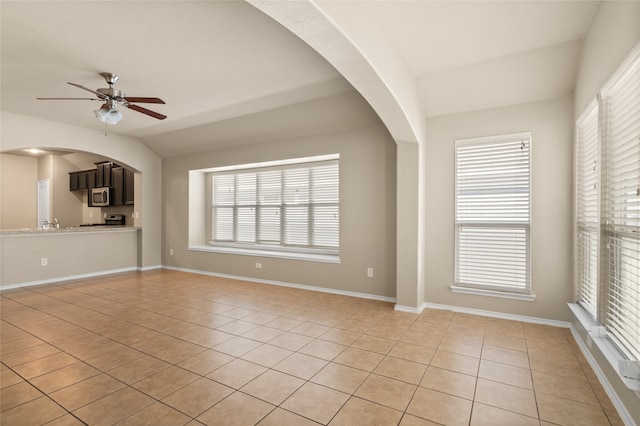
[210,155,339,257]
[575,102,600,319]
[600,49,640,361]
[574,43,640,366]
[455,133,531,294]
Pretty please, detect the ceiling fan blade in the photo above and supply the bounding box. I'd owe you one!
[124,97,165,104]
[37,97,100,101]
[67,82,105,98]
[126,103,167,120]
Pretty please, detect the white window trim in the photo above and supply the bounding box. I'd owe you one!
[451,285,536,301]
[454,131,533,297]
[188,244,340,264]
[569,303,640,391]
[197,154,339,174]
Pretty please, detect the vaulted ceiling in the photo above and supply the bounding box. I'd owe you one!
[0,1,599,157]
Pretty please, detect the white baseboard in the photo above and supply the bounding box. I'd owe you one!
[139,264,163,272]
[569,325,635,426]
[422,302,572,328]
[0,267,140,290]
[163,265,397,303]
[394,304,426,314]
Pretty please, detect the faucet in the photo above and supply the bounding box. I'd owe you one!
[41,219,59,230]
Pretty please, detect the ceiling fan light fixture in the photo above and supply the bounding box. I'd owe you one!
[94,104,123,125]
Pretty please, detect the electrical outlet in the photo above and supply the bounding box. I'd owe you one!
[41,258,48,266]
[255,263,262,269]
[367,267,373,278]
[169,249,174,256]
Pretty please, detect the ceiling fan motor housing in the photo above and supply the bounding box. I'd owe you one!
[97,87,126,101]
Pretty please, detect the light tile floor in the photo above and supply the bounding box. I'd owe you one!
[0,270,623,425]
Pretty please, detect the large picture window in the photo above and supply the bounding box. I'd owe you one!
[455,132,531,294]
[210,155,339,257]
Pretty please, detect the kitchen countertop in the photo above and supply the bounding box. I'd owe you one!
[0,226,139,236]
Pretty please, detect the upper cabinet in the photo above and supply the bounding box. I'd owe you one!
[96,162,112,188]
[69,169,96,191]
[69,171,79,191]
[70,163,134,206]
[123,167,135,205]
[111,166,135,206]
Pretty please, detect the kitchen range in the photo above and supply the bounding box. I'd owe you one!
[79,214,126,227]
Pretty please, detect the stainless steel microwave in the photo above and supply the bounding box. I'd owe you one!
[91,187,111,206]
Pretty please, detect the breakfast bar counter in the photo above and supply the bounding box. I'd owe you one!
[0,225,138,236]
[0,227,140,288]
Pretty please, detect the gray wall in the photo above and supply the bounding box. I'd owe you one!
[574,1,640,118]
[0,153,37,229]
[163,123,397,298]
[424,96,574,322]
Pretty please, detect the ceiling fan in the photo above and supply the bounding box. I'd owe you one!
[37,72,166,125]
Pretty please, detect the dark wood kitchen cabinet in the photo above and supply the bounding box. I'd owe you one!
[87,170,97,207]
[95,162,112,188]
[111,167,135,206]
[123,168,135,205]
[69,172,80,191]
[69,169,95,191]
[87,169,96,190]
[111,167,124,206]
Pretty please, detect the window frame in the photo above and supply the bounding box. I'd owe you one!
[454,132,532,297]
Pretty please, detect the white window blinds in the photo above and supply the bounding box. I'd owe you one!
[576,103,600,319]
[601,51,640,361]
[455,133,531,292]
[212,158,339,252]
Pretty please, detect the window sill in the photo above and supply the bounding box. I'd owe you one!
[188,245,340,264]
[568,303,640,391]
[450,285,536,301]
